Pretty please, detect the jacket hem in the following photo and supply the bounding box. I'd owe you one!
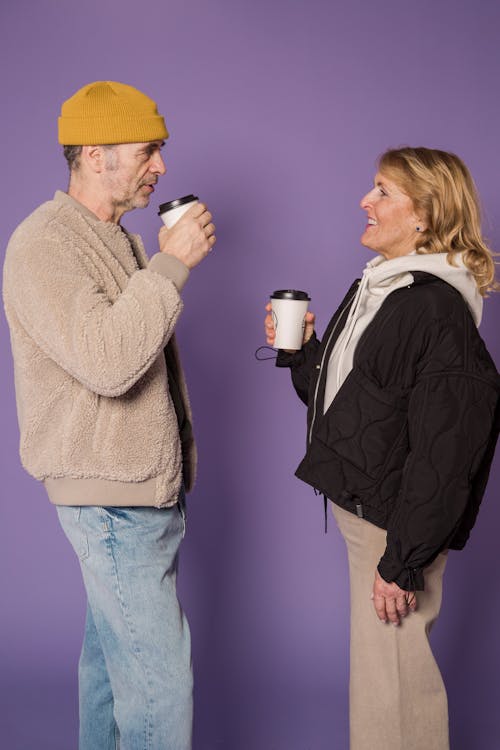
[45,476,179,508]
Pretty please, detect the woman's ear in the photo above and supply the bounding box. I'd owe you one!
[414,213,427,233]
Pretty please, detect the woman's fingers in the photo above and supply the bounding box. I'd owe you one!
[372,569,417,626]
[264,307,276,344]
[395,594,409,619]
[372,593,388,624]
[264,301,315,347]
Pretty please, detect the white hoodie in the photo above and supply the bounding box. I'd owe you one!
[323,252,483,413]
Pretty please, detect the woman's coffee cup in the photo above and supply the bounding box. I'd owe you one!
[158,195,199,228]
[270,290,310,350]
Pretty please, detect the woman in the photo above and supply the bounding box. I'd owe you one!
[265,147,499,750]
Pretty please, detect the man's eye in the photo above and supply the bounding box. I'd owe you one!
[378,187,387,196]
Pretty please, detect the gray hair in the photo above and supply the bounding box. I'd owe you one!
[63,144,118,173]
[63,145,83,172]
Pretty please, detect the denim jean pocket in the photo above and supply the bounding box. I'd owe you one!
[57,506,89,561]
[100,506,162,528]
[178,501,186,539]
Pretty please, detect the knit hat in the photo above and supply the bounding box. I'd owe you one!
[58,81,169,145]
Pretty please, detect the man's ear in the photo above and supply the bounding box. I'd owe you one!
[82,145,106,174]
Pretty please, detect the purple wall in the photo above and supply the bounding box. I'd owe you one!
[1,1,499,748]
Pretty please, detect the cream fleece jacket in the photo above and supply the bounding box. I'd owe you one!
[3,191,197,508]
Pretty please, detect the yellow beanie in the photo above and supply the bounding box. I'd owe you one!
[58,81,169,145]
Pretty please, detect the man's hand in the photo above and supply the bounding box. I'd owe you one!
[371,569,417,626]
[158,202,216,269]
[264,302,316,349]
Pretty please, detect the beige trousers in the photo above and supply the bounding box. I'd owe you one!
[332,503,449,750]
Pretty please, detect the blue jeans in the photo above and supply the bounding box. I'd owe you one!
[57,494,192,750]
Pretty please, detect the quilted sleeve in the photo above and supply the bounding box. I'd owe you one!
[275,279,360,406]
[276,333,321,405]
[378,372,499,590]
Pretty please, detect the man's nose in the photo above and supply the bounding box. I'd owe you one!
[151,153,166,175]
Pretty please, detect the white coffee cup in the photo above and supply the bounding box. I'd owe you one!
[270,290,310,350]
[158,194,198,228]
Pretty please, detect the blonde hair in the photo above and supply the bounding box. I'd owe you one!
[379,147,498,296]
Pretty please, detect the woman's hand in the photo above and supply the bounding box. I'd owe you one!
[371,570,417,626]
[264,302,316,349]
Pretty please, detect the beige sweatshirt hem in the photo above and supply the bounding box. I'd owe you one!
[45,477,179,509]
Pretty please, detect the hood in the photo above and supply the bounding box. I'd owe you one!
[364,251,483,326]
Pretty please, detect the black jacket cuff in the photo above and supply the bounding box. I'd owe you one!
[377,560,425,592]
[275,332,318,369]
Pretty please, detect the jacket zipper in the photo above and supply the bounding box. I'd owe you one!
[308,286,359,446]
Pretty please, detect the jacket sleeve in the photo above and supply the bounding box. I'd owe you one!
[378,371,499,590]
[4,231,184,398]
[274,279,359,406]
[275,332,321,405]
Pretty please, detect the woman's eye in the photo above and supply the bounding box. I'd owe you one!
[378,187,387,196]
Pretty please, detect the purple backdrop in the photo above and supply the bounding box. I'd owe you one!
[1,1,499,748]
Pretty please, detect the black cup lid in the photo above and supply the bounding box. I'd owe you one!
[271,289,310,301]
[158,195,198,215]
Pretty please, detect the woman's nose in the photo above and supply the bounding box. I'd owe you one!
[359,190,372,209]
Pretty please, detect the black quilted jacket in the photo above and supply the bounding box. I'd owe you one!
[277,272,500,590]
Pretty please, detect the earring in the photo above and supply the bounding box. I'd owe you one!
[416,226,421,232]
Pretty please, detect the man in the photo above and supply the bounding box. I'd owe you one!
[3,81,215,749]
